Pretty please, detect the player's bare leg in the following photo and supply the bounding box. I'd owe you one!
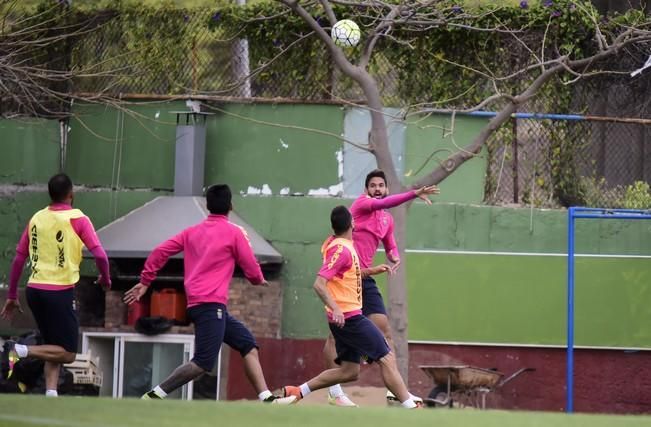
[323,334,358,407]
[368,313,422,405]
[142,361,205,399]
[242,348,296,404]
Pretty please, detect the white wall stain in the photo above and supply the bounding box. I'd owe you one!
[306,150,345,196]
[336,149,343,179]
[279,138,289,149]
[280,187,290,195]
[244,186,262,195]
[307,188,329,196]
[243,185,273,196]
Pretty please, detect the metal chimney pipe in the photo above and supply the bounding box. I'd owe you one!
[174,112,209,196]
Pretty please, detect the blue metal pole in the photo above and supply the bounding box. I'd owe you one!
[566,207,576,413]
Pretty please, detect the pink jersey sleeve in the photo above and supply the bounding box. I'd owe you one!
[140,232,185,286]
[7,226,29,300]
[90,246,111,287]
[318,244,353,280]
[352,191,417,214]
[71,216,101,250]
[71,216,111,286]
[233,228,264,285]
[382,217,399,261]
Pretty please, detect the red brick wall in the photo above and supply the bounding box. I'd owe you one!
[227,278,282,339]
[225,339,651,414]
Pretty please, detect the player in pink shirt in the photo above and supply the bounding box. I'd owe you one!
[325,169,439,406]
[124,184,294,404]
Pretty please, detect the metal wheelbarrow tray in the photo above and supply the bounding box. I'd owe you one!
[419,365,534,409]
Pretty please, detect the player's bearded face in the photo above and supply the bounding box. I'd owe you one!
[366,177,387,199]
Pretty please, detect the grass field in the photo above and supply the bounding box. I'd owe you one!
[0,396,650,427]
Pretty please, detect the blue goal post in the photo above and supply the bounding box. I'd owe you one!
[566,207,651,413]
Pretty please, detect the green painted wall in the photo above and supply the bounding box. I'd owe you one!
[0,119,60,183]
[403,115,488,204]
[3,103,651,348]
[233,197,651,347]
[66,103,344,194]
[66,102,181,188]
[206,104,344,194]
[375,254,651,347]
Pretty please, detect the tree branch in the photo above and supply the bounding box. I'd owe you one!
[318,0,338,26]
[359,4,402,69]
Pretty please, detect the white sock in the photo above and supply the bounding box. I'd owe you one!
[299,383,311,398]
[258,390,273,401]
[152,385,167,398]
[45,389,58,397]
[401,398,417,409]
[409,393,422,401]
[329,384,344,398]
[15,344,28,358]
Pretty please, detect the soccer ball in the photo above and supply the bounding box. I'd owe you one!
[331,19,361,48]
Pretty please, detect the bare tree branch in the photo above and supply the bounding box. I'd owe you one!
[413,29,651,188]
[359,4,401,69]
[318,0,338,26]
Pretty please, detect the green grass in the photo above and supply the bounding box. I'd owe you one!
[0,396,650,427]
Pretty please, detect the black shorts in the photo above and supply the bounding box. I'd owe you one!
[187,303,258,371]
[362,277,387,317]
[26,287,78,353]
[329,314,390,365]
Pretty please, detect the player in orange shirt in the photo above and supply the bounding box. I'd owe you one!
[281,206,420,408]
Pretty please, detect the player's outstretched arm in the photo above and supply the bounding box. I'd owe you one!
[234,228,265,285]
[359,185,439,213]
[361,264,392,278]
[124,283,148,305]
[3,226,29,320]
[413,185,440,205]
[138,233,185,288]
[74,217,111,289]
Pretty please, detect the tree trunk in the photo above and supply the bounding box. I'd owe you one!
[357,73,411,378]
[386,204,409,381]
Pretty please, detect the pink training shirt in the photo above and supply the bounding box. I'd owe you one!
[139,214,265,308]
[350,190,417,268]
[8,203,110,299]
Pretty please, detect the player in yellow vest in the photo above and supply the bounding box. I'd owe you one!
[1,174,111,397]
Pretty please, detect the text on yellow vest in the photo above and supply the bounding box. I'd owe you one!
[29,207,86,285]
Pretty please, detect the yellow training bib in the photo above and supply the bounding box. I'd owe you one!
[28,208,85,285]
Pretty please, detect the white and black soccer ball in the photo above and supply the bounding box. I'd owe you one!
[331,19,361,48]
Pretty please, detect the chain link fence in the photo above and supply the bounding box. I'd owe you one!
[485,116,651,209]
[485,67,651,209]
[66,9,432,104]
[4,6,651,209]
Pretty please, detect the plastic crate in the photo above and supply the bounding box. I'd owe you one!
[64,352,103,387]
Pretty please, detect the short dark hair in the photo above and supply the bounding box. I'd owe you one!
[206,184,232,215]
[365,169,387,188]
[48,173,73,203]
[331,205,352,236]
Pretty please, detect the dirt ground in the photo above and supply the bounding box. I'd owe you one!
[300,386,393,407]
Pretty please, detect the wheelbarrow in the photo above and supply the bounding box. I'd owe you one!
[419,365,535,409]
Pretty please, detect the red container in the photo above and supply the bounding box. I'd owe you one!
[127,296,150,326]
[151,289,187,323]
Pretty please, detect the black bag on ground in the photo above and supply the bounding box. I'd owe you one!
[135,316,174,335]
